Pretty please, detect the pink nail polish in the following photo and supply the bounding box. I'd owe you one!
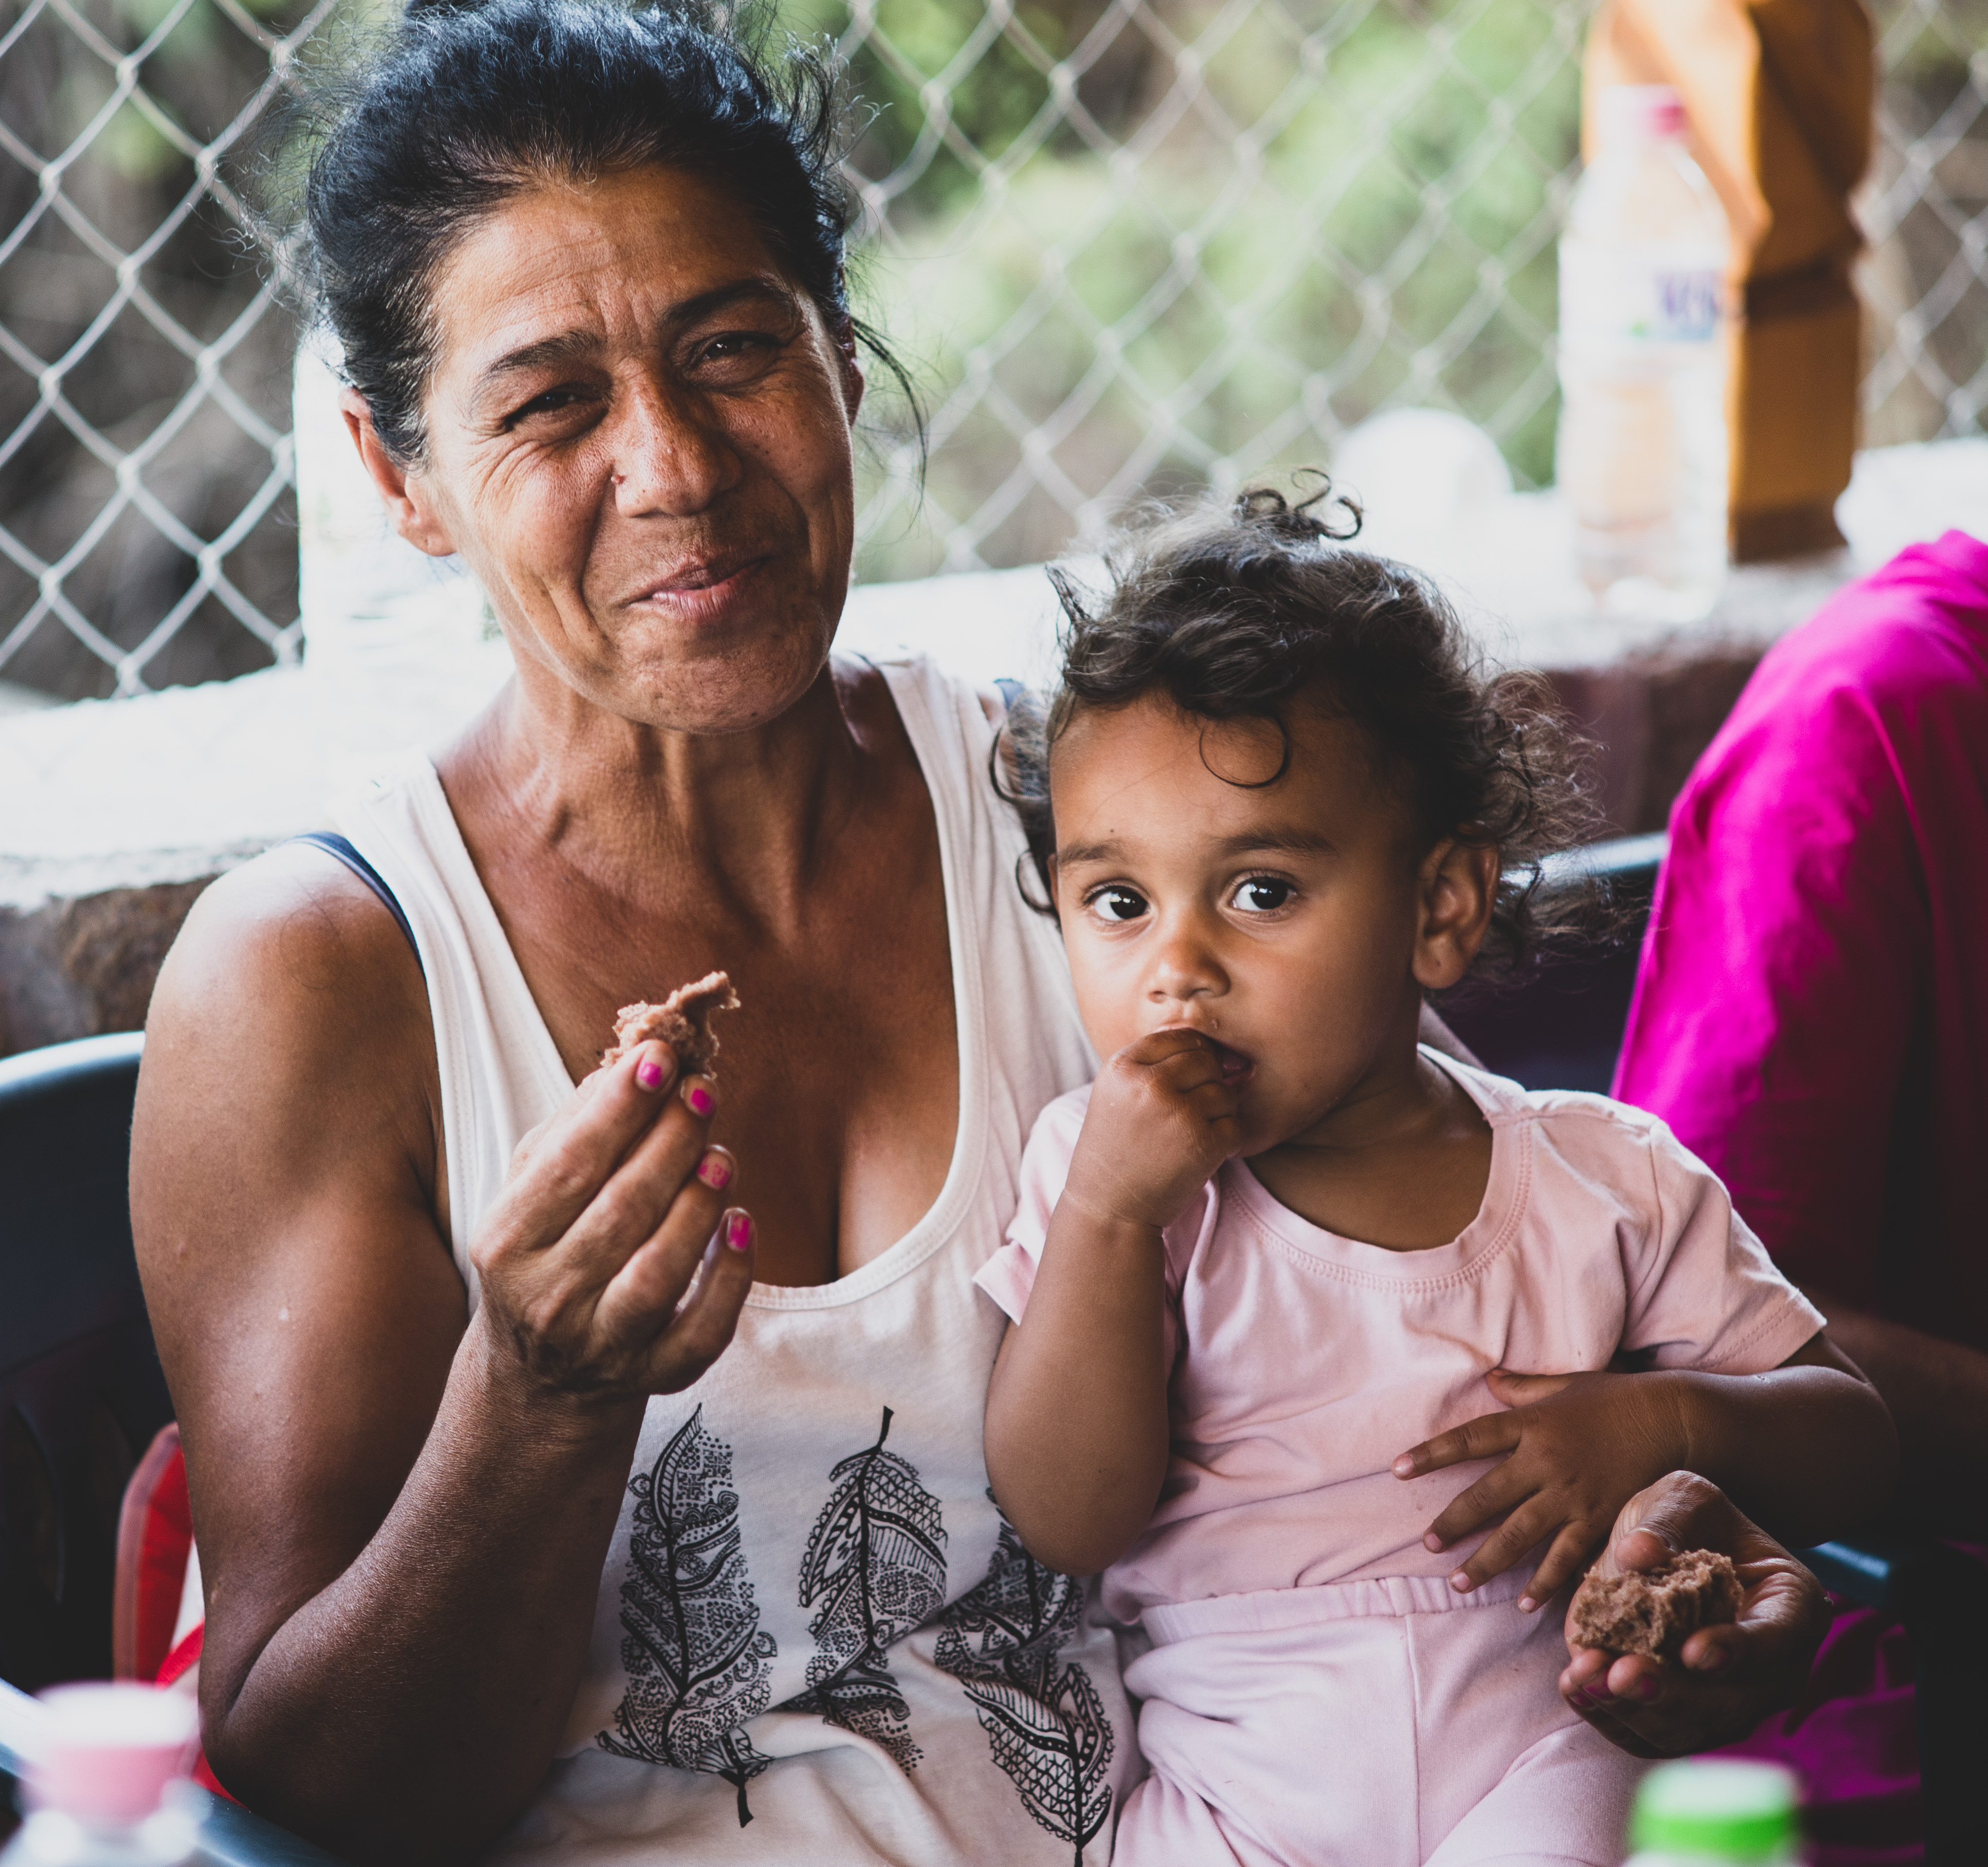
[726,1212,751,1251]
[687,1084,714,1116]
[637,1058,664,1089]
[698,1155,732,1190]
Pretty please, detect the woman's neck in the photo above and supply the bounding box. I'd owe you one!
[429,647,963,1281]
[439,654,872,921]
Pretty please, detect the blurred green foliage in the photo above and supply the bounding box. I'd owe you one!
[786,0,1586,579]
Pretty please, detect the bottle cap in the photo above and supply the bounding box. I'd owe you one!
[27,1683,199,1826]
[1598,84,1690,147]
[1629,1760,1800,1861]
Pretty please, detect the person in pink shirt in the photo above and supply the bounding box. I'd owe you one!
[1614,528,1988,1866]
[972,486,1897,1867]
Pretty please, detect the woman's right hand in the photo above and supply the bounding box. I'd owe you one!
[472,1039,755,1402]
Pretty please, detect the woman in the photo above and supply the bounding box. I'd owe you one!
[131,2,1831,1860]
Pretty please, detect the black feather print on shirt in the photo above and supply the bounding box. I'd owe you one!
[599,1406,779,1826]
[934,1503,1115,1865]
[774,1406,948,1772]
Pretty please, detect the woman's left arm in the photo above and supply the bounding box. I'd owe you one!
[1394,1331,1897,1606]
[1800,1285,1988,1538]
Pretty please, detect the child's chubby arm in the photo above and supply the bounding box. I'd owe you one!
[985,1029,1242,1576]
[1393,1332,1899,1611]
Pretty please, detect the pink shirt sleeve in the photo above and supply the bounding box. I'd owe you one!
[974,1093,1087,1323]
[1617,1113,1826,1373]
[975,1088,1189,1369]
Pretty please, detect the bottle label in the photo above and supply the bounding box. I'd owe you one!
[1560,241,1725,346]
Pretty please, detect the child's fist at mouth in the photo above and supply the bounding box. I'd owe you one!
[1061,1027,1246,1233]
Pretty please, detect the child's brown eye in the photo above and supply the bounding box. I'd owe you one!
[1092,887,1148,923]
[1233,878,1292,914]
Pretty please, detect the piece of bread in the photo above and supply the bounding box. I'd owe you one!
[1568,1549,1743,1660]
[600,972,740,1078]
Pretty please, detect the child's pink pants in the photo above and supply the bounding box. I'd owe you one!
[1114,1569,1644,1866]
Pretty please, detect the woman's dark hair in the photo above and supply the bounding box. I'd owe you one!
[1002,479,1605,984]
[287,0,912,465]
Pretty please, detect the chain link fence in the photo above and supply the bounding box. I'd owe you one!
[1858,0,1988,447]
[1,0,1982,699]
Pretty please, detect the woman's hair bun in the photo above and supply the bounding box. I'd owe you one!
[281,0,917,469]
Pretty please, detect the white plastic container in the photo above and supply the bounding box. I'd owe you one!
[1623,1758,1806,1865]
[2,1685,201,1866]
[1557,84,1731,622]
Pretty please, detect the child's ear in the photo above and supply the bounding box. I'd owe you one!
[1411,838,1498,992]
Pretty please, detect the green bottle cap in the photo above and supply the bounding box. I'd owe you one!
[1630,1760,1800,1861]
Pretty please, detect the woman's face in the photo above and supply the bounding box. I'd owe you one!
[379,164,863,734]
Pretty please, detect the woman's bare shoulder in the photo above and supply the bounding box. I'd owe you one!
[135,839,444,1279]
[159,838,417,1001]
[146,844,429,1095]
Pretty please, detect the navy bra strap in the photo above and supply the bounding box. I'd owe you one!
[287,832,422,976]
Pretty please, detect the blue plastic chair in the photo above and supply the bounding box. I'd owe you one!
[0,1034,336,1860]
[0,1033,168,1694]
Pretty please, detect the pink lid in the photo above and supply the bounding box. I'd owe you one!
[1597,84,1689,146]
[28,1684,198,1826]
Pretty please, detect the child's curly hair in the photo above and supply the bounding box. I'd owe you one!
[1001,478,1605,986]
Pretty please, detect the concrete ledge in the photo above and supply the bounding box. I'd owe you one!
[1,426,1981,1058]
[0,878,214,1057]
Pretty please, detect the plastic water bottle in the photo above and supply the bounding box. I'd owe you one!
[1623,1758,1805,1864]
[1557,84,1731,622]
[3,1685,201,1866]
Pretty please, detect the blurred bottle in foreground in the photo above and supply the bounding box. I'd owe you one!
[1557,83,1731,623]
[1625,1759,1805,1866]
[2,1685,200,1866]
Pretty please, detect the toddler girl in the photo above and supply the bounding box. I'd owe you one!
[977,488,1895,1867]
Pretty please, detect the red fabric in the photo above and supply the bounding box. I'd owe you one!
[155,1624,203,1690]
[155,1627,234,1804]
[1613,531,1988,1867]
[115,1433,234,1806]
[132,1438,191,1684]
[114,1424,193,1684]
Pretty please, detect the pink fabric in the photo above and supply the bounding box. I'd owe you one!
[1115,1569,1641,1867]
[1614,530,1988,1341]
[979,1053,1818,1863]
[1613,531,1988,1867]
[978,1051,1821,1624]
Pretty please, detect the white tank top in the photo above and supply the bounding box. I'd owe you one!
[333,657,1135,1865]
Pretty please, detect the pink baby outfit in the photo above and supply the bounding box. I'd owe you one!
[977,1051,1824,1867]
